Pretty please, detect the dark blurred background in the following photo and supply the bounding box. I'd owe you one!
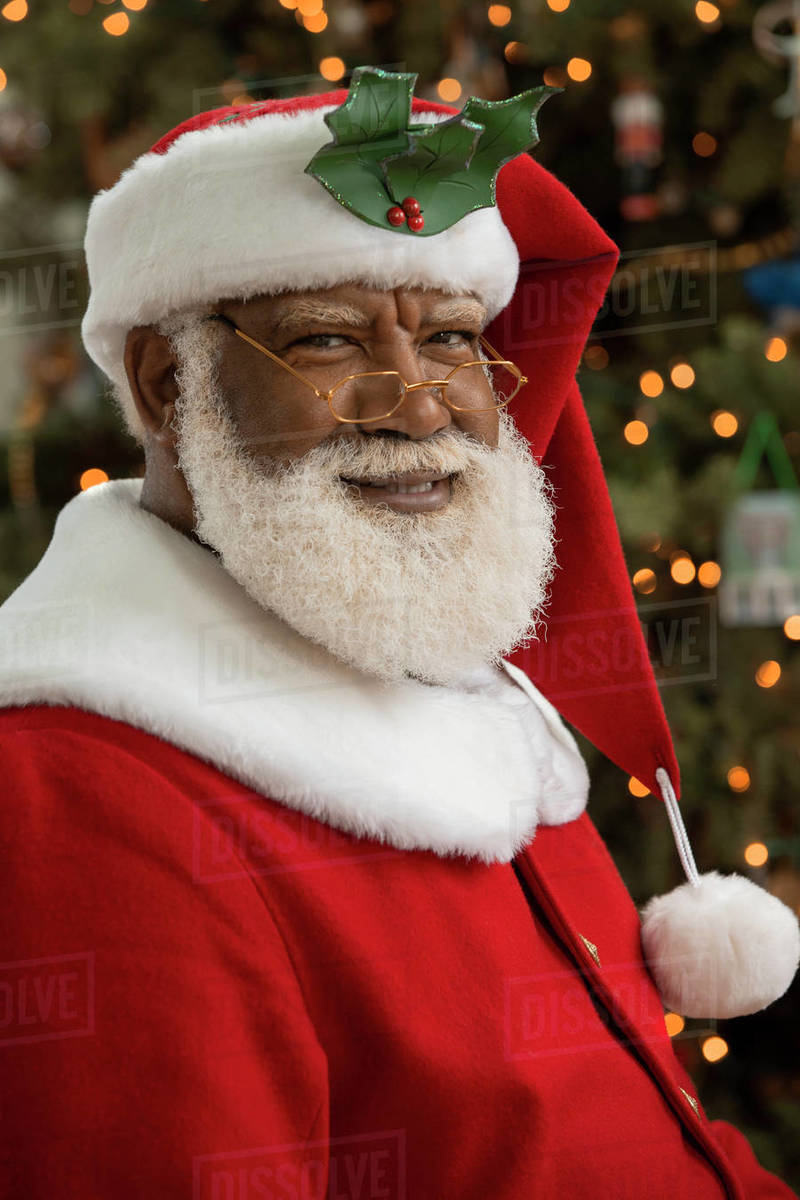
[0,0,798,1184]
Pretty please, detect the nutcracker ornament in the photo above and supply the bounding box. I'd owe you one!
[610,75,664,222]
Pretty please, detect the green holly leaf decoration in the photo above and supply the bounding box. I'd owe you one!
[324,65,415,150]
[306,67,417,221]
[459,89,561,196]
[380,115,485,215]
[305,66,563,237]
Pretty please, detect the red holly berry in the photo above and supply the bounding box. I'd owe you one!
[387,206,406,226]
[408,214,425,233]
[402,196,421,216]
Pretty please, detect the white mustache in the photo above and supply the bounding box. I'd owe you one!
[269,430,496,485]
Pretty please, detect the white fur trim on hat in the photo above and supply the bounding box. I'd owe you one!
[81,105,520,442]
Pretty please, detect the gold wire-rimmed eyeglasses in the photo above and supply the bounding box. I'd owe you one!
[206,313,528,425]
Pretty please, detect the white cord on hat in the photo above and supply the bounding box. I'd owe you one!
[655,766,700,888]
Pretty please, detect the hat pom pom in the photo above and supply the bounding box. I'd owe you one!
[641,871,800,1019]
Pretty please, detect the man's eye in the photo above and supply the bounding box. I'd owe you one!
[294,333,350,349]
[428,330,479,346]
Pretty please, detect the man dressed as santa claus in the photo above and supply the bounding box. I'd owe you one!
[0,67,798,1198]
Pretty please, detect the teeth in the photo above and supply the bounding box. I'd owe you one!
[381,481,434,494]
[351,479,439,493]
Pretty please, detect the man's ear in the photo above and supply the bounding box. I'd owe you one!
[124,326,180,447]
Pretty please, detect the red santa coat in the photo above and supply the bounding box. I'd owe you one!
[0,479,795,1199]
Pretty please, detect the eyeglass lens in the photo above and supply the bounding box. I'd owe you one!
[328,362,519,422]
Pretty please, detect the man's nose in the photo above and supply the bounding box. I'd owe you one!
[355,340,453,440]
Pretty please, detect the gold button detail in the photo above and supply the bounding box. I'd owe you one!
[679,1087,700,1117]
[579,934,601,967]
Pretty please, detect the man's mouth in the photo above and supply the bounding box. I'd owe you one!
[339,471,453,495]
[338,471,456,512]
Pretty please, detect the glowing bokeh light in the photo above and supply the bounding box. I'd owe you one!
[697,560,721,588]
[302,10,327,30]
[664,1012,685,1037]
[1,0,27,20]
[437,78,462,102]
[319,56,346,81]
[695,1,720,22]
[542,66,567,86]
[755,659,781,688]
[639,369,664,397]
[633,568,657,594]
[670,362,695,389]
[765,336,787,362]
[693,132,717,157]
[566,57,592,81]
[711,410,738,437]
[504,41,526,63]
[727,766,750,792]
[744,842,769,868]
[80,468,110,491]
[702,1036,729,1063]
[624,420,649,445]
[670,556,696,585]
[103,11,129,33]
[488,4,512,26]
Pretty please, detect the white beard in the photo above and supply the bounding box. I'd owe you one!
[163,310,559,688]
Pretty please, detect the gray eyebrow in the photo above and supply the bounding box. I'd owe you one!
[426,299,488,327]
[270,302,373,336]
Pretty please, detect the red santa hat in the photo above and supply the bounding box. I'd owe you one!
[81,68,799,1020]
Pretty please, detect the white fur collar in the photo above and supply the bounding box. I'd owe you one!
[0,479,588,863]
